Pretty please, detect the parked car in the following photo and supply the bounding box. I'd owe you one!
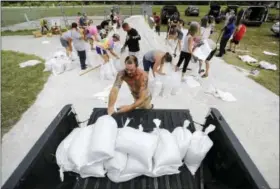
[271,22,280,36]
[2,105,271,189]
[238,6,269,26]
[185,6,199,16]
[160,5,180,24]
[208,4,222,24]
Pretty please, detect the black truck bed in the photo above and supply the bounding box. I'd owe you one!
[2,105,271,189]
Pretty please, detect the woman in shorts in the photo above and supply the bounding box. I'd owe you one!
[142,50,173,78]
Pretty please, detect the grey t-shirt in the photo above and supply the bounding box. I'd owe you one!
[71,29,86,51]
[144,50,156,62]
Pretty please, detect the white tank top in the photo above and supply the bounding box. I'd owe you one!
[182,35,191,53]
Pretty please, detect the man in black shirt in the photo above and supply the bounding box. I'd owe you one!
[121,23,141,58]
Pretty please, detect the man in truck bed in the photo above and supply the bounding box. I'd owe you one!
[107,55,153,115]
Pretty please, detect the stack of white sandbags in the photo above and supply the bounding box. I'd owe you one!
[56,115,216,183]
[44,51,74,75]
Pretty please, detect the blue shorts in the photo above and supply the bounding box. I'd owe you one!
[96,46,107,55]
[143,57,154,72]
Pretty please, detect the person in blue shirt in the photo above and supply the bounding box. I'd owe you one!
[216,16,236,57]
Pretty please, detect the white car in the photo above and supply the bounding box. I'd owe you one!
[271,22,280,36]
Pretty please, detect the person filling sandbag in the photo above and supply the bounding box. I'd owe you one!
[121,23,141,58]
[115,119,158,171]
[84,25,102,50]
[143,50,173,78]
[184,124,216,175]
[175,22,200,81]
[107,55,154,115]
[90,115,118,162]
[95,34,120,64]
[151,119,182,176]
[60,26,74,59]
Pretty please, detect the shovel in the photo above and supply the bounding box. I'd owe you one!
[79,64,101,76]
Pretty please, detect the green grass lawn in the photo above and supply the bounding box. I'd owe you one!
[1,51,50,136]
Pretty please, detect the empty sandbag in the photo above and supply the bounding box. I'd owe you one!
[152,119,182,176]
[184,124,215,175]
[90,115,118,163]
[56,128,81,181]
[172,120,192,160]
[116,119,158,171]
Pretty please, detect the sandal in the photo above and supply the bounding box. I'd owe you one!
[202,74,208,78]
[198,69,205,74]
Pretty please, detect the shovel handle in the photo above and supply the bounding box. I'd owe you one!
[79,64,101,76]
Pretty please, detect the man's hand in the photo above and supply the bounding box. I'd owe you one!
[121,47,125,53]
[107,106,115,115]
[117,105,133,113]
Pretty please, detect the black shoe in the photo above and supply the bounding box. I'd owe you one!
[227,49,231,52]
[216,54,222,57]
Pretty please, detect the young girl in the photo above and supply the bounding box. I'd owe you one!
[175,22,200,81]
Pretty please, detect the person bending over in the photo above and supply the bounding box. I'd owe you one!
[107,55,153,115]
[95,34,120,64]
[228,20,246,53]
[85,25,102,50]
[143,50,173,78]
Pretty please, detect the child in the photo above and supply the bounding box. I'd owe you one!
[228,21,247,53]
[95,34,120,64]
[85,25,102,50]
[175,22,200,81]
[153,12,161,36]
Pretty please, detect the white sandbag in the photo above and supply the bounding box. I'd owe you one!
[90,115,118,163]
[104,150,127,172]
[184,76,201,88]
[151,77,163,97]
[113,59,124,71]
[100,59,117,80]
[51,58,66,75]
[44,58,56,72]
[107,170,140,183]
[172,120,192,160]
[259,61,277,71]
[56,128,81,182]
[152,119,182,176]
[162,72,181,97]
[19,60,41,68]
[79,162,106,178]
[238,55,257,63]
[116,119,158,171]
[193,39,212,61]
[53,51,67,59]
[57,57,73,71]
[184,125,215,175]
[68,126,93,170]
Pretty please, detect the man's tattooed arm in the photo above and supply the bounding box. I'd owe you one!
[108,72,123,109]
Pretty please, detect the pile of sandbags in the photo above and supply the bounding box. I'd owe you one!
[44,51,74,75]
[56,115,215,183]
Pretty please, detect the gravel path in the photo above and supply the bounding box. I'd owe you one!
[2,16,279,188]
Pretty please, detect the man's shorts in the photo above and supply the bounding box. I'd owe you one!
[206,48,217,61]
[143,57,154,72]
[60,37,69,48]
[96,46,107,55]
[231,38,240,45]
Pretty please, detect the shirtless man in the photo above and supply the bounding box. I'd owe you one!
[142,50,173,78]
[107,55,153,115]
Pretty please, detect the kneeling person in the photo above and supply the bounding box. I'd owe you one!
[107,55,153,115]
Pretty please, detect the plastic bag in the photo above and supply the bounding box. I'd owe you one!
[56,128,81,181]
[100,59,117,80]
[152,119,182,176]
[116,119,158,171]
[79,162,106,178]
[90,115,118,163]
[68,126,94,170]
[172,120,192,160]
[151,77,163,97]
[184,124,215,175]
[161,71,181,97]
